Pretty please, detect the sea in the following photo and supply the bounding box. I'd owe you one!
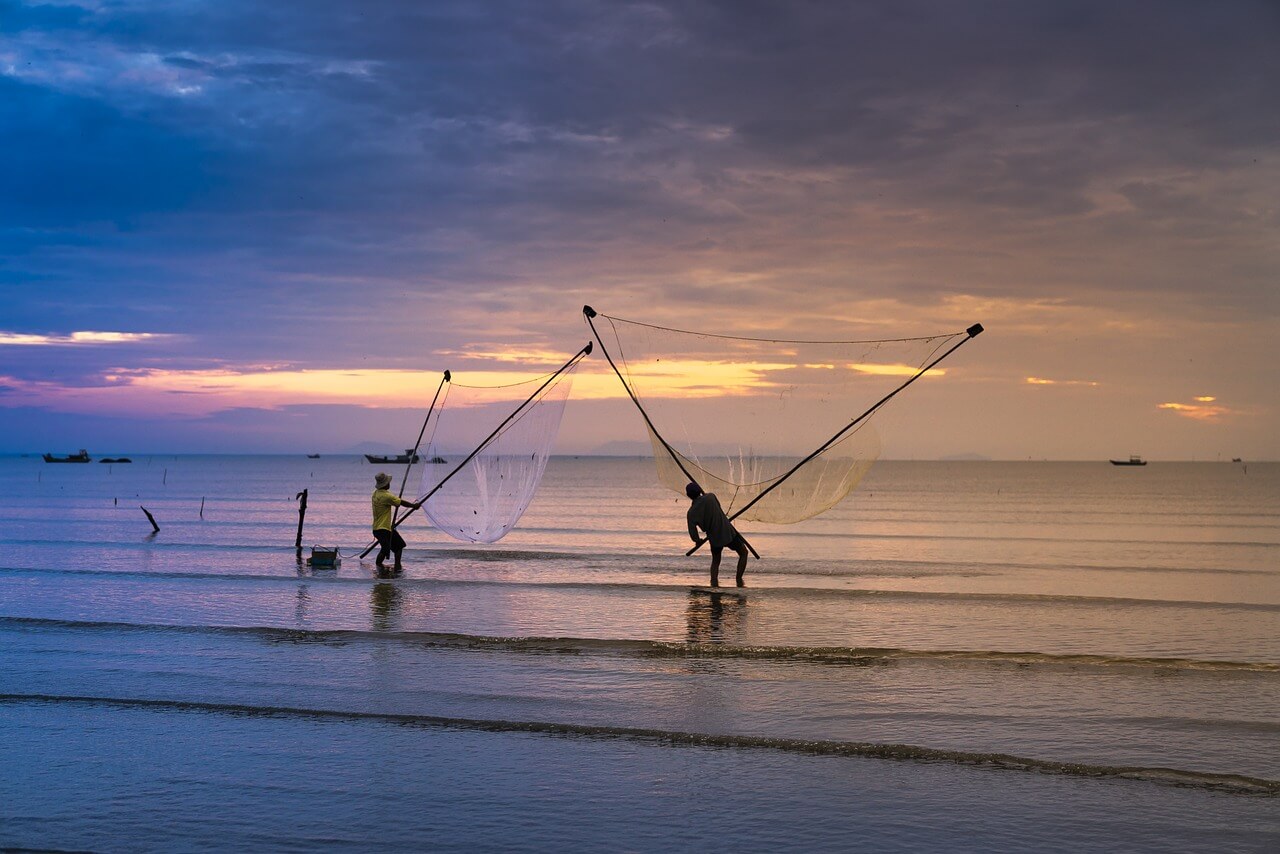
[1,455,1277,852]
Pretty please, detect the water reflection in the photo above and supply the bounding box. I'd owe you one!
[294,583,310,626]
[685,590,747,645]
[370,580,403,632]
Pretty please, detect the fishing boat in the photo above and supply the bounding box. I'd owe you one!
[43,449,91,463]
[364,449,421,464]
[306,454,321,459]
[366,450,450,463]
[1110,455,1147,466]
[99,457,133,464]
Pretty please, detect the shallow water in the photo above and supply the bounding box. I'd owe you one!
[2,456,1278,850]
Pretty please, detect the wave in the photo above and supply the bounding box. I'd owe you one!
[3,616,1276,674]
[1,692,1274,796]
[1,564,1276,612]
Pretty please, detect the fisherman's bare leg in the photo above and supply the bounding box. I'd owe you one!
[391,529,407,571]
[733,541,749,587]
[709,546,723,588]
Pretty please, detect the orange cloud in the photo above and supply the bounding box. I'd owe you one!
[850,363,945,377]
[1158,399,1233,421]
[1025,376,1099,387]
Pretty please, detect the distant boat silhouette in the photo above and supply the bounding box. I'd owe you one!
[1110,455,1147,466]
[363,449,449,464]
[43,449,91,463]
[365,449,420,464]
[306,453,321,459]
[99,457,132,464]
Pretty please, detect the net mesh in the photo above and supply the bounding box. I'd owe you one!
[593,315,965,524]
[415,362,579,543]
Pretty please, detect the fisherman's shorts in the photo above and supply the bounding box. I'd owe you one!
[711,533,748,555]
[373,528,406,553]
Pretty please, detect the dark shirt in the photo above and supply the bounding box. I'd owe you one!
[687,493,737,548]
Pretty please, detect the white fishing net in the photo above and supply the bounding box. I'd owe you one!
[590,313,968,524]
[416,360,580,543]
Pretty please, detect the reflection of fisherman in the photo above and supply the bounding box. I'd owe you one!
[686,589,746,644]
[370,581,402,631]
[372,472,421,571]
[686,482,749,587]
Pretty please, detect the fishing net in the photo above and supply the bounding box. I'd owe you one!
[589,312,969,524]
[415,358,581,543]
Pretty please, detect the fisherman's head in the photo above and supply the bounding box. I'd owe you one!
[375,472,392,489]
[685,482,703,500]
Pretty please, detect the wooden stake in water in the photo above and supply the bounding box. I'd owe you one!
[141,506,160,533]
[200,496,205,518]
[294,489,308,559]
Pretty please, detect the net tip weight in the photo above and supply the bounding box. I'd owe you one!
[583,305,597,318]
[966,323,984,337]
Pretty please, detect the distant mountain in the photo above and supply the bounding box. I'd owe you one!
[340,441,401,455]
[588,440,654,456]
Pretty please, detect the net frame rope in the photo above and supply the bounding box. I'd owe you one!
[583,306,982,536]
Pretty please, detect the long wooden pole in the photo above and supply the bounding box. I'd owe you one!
[583,306,700,486]
[686,322,984,555]
[358,344,592,558]
[391,370,450,529]
[585,306,760,559]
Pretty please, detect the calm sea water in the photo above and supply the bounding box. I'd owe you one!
[1,455,1277,851]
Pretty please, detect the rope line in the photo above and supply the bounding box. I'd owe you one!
[600,312,962,345]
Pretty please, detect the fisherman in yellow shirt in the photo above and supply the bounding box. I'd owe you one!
[371,472,421,571]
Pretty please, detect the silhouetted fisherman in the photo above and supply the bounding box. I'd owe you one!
[371,472,421,572]
[686,482,749,587]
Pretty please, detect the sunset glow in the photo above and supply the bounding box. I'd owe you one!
[0,1,1274,459]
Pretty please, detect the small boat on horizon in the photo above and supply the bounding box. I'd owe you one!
[43,449,91,463]
[364,449,450,464]
[306,453,321,459]
[365,449,421,464]
[99,457,132,464]
[1110,455,1147,466]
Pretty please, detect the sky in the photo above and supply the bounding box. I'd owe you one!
[1,0,1277,459]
